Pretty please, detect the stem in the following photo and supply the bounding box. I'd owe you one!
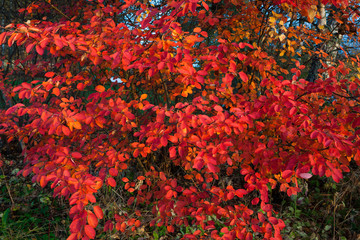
[0,165,15,207]
[42,0,71,21]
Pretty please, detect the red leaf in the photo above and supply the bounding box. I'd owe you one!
[157,62,165,70]
[310,131,318,139]
[26,43,35,53]
[36,45,44,55]
[223,73,233,84]
[87,211,99,228]
[268,217,278,225]
[69,219,81,233]
[251,197,259,205]
[167,225,174,232]
[245,232,253,240]
[239,71,249,82]
[289,107,297,116]
[84,225,96,239]
[235,189,247,198]
[262,204,273,212]
[258,212,266,222]
[202,1,209,11]
[265,223,272,233]
[45,72,55,78]
[62,125,71,136]
[207,163,217,173]
[214,105,223,112]
[169,147,176,158]
[160,136,168,147]
[159,172,166,181]
[109,168,118,177]
[137,176,145,181]
[71,152,82,159]
[165,190,173,199]
[86,193,96,203]
[120,222,126,232]
[227,192,234,200]
[281,170,293,179]
[332,168,343,183]
[93,206,104,219]
[7,33,17,47]
[107,177,116,187]
[135,220,141,227]
[200,31,208,37]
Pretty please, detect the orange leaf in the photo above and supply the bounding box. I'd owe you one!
[40,176,47,187]
[134,220,141,227]
[140,94,147,100]
[0,32,6,45]
[52,88,60,96]
[122,177,129,182]
[193,27,201,33]
[137,176,145,180]
[95,85,105,92]
[313,38,322,44]
[66,233,77,240]
[72,121,82,130]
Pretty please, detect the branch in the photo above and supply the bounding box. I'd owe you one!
[42,0,71,21]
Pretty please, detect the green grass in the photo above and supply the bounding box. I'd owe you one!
[0,160,70,240]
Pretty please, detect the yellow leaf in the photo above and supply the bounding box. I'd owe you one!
[279,34,286,42]
[73,121,82,130]
[269,17,276,24]
[140,94,147,100]
[307,5,317,23]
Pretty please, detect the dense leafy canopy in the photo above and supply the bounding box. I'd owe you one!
[0,0,360,239]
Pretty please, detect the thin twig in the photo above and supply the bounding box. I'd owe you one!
[0,165,15,207]
[42,0,72,21]
[159,72,171,107]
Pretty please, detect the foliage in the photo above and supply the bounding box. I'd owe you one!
[0,156,70,239]
[0,0,360,239]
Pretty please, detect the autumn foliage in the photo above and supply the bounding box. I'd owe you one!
[0,0,360,239]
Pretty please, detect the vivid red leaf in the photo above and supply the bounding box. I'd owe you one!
[87,211,99,228]
[84,225,96,239]
[93,206,104,219]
